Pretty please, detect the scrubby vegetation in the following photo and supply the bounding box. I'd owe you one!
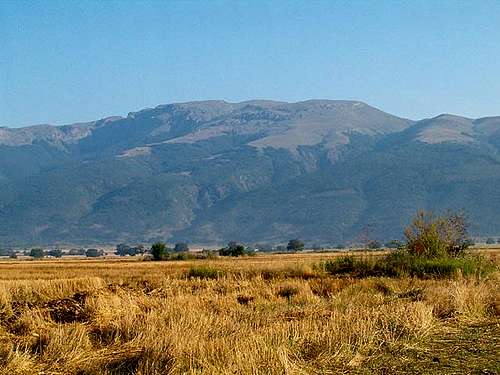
[218,241,247,257]
[287,239,305,251]
[404,210,470,257]
[150,242,168,260]
[115,244,145,256]
[325,211,497,279]
[29,248,45,258]
[85,248,103,258]
[324,251,496,278]
[187,265,225,279]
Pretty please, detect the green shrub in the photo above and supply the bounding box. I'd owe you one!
[29,248,45,258]
[405,254,496,278]
[47,249,63,258]
[219,241,246,257]
[323,252,496,279]
[115,244,145,256]
[324,256,355,275]
[323,256,396,278]
[151,242,169,261]
[404,210,470,257]
[322,210,492,279]
[85,248,103,257]
[187,266,224,279]
[287,239,305,251]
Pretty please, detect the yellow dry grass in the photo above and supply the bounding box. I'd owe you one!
[0,252,498,374]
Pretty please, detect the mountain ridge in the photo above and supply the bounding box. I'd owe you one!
[1,99,499,246]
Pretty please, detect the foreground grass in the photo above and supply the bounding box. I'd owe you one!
[0,252,498,374]
[359,321,500,374]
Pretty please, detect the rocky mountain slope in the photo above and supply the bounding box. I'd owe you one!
[1,100,499,246]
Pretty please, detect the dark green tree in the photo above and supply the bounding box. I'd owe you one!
[219,241,245,256]
[115,243,131,256]
[68,248,86,255]
[151,242,168,261]
[85,248,103,257]
[116,244,145,256]
[132,245,145,255]
[29,248,45,258]
[287,239,305,252]
[47,249,63,258]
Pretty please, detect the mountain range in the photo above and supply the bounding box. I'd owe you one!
[1,99,500,246]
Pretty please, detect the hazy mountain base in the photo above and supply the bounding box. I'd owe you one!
[1,100,500,245]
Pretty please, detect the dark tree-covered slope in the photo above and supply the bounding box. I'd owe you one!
[1,100,499,245]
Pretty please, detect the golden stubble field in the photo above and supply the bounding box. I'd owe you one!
[0,250,498,374]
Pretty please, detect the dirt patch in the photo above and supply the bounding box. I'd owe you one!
[358,321,500,374]
[45,292,88,324]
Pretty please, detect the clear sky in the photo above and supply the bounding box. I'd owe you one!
[1,0,500,127]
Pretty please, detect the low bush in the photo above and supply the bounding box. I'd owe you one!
[404,210,470,257]
[324,256,356,275]
[323,209,496,279]
[323,252,496,279]
[219,242,246,257]
[383,251,496,278]
[151,242,169,261]
[85,248,103,258]
[168,252,205,261]
[187,266,225,279]
[30,248,45,258]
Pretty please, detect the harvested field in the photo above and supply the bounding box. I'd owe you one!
[0,251,498,374]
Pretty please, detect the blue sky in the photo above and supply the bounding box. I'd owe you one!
[1,0,500,127]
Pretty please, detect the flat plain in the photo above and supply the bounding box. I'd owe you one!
[0,250,498,374]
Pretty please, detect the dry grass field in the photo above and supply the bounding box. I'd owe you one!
[0,250,498,374]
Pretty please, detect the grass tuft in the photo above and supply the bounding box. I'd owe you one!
[186,265,225,279]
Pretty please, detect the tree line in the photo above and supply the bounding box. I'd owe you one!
[2,213,495,260]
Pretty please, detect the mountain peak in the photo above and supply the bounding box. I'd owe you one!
[433,113,472,122]
[413,114,474,144]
